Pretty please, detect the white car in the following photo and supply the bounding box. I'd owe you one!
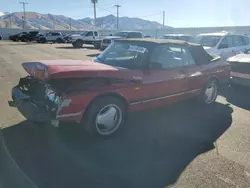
[38,32,65,43]
[192,32,250,59]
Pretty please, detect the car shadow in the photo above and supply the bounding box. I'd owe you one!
[86,53,100,57]
[220,85,250,110]
[55,46,97,50]
[1,101,233,188]
[2,42,39,46]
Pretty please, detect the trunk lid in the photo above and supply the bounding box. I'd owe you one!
[22,60,143,82]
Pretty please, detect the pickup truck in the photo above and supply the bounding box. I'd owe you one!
[71,30,102,48]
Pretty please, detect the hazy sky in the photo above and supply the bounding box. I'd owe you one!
[1,0,250,27]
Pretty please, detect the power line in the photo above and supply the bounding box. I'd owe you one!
[138,12,162,18]
[96,5,116,15]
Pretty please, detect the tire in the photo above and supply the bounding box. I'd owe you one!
[199,79,218,105]
[56,38,63,43]
[73,40,83,48]
[94,43,101,49]
[40,38,46,43]
[83,96,127,137]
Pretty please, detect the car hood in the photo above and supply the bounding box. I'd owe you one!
[22,60,143,82]
[227,53,250,63]
[103,36,122,40]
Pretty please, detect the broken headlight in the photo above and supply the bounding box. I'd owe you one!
[45,87,61,106]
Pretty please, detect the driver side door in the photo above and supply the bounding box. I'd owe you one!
[137,44,189,108]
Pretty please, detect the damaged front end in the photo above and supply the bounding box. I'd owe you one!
[8,76,63,125]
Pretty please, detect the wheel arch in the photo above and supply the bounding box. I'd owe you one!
[81,92,129,121]
[207,75,219,84]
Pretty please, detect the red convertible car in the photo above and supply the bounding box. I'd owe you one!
[8,39,231,137]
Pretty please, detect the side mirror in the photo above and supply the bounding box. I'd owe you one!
[218,43,228,49]
[150,62,162,69]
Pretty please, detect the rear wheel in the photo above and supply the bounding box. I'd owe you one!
[40,38,46,43]
[199,79,218,105]
[56,38,64,43]
[83,96,126,137]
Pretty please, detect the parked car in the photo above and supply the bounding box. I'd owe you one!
[100,31,144,50]
[8,38,231,137]
[63,34,71,43]
[192,32,250,60]
[9,32,27,41]
[20,31,39,42]
[160,34,193,42]
[227,49,250,86]
[0,33,2,40]
[71,30,102,48]
[37,32,65,43]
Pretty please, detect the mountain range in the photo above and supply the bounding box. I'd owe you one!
[0,11,170,30]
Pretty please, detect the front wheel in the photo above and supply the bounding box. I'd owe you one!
[83,96,126,137]
[73,40,83,48]
[199,79,218,105]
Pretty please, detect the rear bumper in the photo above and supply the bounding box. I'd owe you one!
[230,72,250,87]
[230,76,250,87]
[9,86,51,122]
[0,129,38,188]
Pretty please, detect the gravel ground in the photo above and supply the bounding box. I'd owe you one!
[0,41,250,188]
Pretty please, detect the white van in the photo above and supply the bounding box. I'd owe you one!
[192,32,250,59]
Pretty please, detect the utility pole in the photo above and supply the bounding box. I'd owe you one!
[163,11,165,28]
[8,16,12,28]
[114,4,121,30]
[53,18,55,31]
[69,18,72,31]
[19,1,28,29]
[91,0,98,28]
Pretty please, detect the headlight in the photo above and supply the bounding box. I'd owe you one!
[45,87,61,106]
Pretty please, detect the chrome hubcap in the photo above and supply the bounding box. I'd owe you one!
[95,104,122,135]
[205,83,217,104]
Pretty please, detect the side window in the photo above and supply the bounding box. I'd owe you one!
[131,32,143,38]
[86,31,93,37]
[243,36,249,45]
[94,32,98,36]
[233,35,244,47]
[218,36,233,49]
[52,33,59,36]
[150,45,195,69]
[127,32,142,38]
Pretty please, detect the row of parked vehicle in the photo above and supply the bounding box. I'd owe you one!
[8,31,71,43]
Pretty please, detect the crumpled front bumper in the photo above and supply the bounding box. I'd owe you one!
[8,86,51,122]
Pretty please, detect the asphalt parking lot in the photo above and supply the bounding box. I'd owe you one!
[0,41,250,188]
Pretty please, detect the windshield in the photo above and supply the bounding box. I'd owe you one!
[113,32,128,37]
[96,42,149,69]
[192,35,222,47]
[80,31,88,36]
[160,35,177,39]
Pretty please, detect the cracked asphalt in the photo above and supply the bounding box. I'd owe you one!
[0,41,250,188]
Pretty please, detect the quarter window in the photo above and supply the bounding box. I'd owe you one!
[243,36,249,45]
[150,45,196,69]
[233,35,244,46]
